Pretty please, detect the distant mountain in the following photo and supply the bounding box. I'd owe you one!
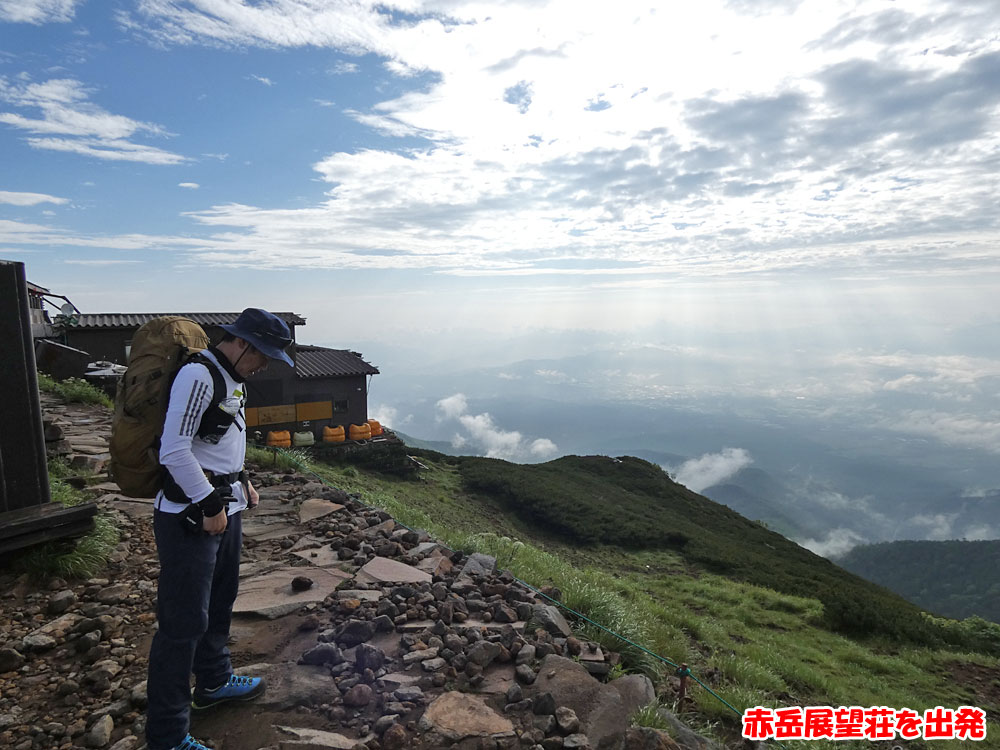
[837,540,1000,623]
[393,430,461,455]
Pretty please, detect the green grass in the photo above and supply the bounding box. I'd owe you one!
[12,460,119,580]
[247,445,1000,748]
[37,373,113,408]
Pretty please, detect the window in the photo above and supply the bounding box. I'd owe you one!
[333,399,349,413]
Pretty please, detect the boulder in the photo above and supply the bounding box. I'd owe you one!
[420,691,514,741]
[532,604,573,637]
[530,655,628,747]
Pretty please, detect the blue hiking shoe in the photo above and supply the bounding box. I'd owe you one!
[168,735,211,750]
[191,674,266,710]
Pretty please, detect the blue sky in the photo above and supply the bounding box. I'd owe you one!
[2,0,999,468]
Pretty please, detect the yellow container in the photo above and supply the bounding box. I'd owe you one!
[349,423,372,441]
[293,430,315,447]
[323,425,346,443]
[367,419,383,436]
[266,430,291,448]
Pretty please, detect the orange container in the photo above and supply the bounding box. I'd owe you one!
[323,425,346,443]
[349,423,372,441]
[367,419,383,436]
[266,430,291,448]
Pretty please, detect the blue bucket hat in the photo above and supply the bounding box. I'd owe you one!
[221,308,294,367]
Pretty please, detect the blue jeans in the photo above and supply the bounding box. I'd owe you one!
[146,509,243,749]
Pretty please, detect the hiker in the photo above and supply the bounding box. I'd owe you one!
[145,308,293,750]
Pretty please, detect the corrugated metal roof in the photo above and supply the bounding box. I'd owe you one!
[73,312,307,329]
[295,345,379,378]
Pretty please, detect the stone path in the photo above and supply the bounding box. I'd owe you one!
[0,395,722,750]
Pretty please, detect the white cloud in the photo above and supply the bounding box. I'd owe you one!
[671,448,753,493]
[910,513,958,541]
[0,77,187,165]
[329,61,359,75]
[0,190,67,206]
[178,182,200,189]
[883,410,1000,455]
[249,74,274,86]
[529,438,558,458]
[435,392,558,461]
[799,528,868,558]
[369,403,410,428]
[314,99,336,107]
[435,393,468,421]
[64,259,141,265]
[105,0,1000,279]
[0,0,78,24]
[962,524,997,541]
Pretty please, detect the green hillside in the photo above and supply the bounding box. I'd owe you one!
[838,540,1000,624]
[251,444,1000,748]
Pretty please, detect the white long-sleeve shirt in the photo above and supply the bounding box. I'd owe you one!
[155,348,248,515]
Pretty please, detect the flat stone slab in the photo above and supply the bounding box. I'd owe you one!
[248,503,294,517]
[420,691,514,740]
[476,664,515,696]
[291,546,343,568]
[579,646,605,661]
[238,561,285,579]
[243,521,299,541]
[275,726,367,749]
[240,662,335,710]
[299,498,345,523]
[234,566,351,618]
[380,671,422,690]
[335,589,384,602]
[355,556,432,585]
[396,618,525,634]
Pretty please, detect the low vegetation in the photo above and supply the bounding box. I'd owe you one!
[13,459,119,580]
[248,444,1000,748]
[37,373,113,409]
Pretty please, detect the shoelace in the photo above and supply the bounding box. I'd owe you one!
[178,737,208,750]
[228,675,254,687]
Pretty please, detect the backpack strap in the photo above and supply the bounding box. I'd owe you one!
[160,353,241,504]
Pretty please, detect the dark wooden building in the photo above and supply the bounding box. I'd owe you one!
[60,312,379,436]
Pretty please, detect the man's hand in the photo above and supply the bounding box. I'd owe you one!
[202,508,228,535]
[246,480,260,510]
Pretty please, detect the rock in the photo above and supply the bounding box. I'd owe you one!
[300,643,344,666]
[421,657,448,672]
[291,576,313,592]
[533,692,556,715]
[108,737,138,750]
[515,664,537,684]
[48,590,77,614]
[276,725,363,749]
[458,553,497,580]
[556,707,581,734]
[373,715,399,735]
[22,633,57,652]
[0,647,25,672]
[129,681,148,708]
[356,556,433,585]
[403,647,440,665]
[343,683,374,707]
[529,655,627,748]
[602,727,681,750]
[234,566,351,618]
[381,723,409,750]
[421,691,515,741]
[653,710,720,750]
[334,619,376,647]
[516,643,536,665]
[97,584,131,605]
[532,605,573,637]
[467,640,503,667]
[298,498,344,523]
[563,734,591,749]
[506,684,523,704]
[355,643,386,672]
[241,662,339,710]
[86,715,114,747]
[393,685,424,702]
[608,674,656,718]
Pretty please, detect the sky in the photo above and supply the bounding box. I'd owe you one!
[2,0,999,472]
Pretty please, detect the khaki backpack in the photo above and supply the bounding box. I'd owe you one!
[109,316,211,497]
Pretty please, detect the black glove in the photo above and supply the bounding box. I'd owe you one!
[199,485,233,518]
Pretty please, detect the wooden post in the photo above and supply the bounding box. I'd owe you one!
[0,260,51,513]
[677,663,690,703]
